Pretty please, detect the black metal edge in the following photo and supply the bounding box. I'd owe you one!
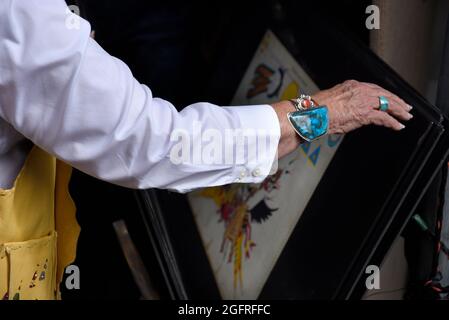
[134,189,188,300]
[349,126,449,299]
[361,119,449,298]
[332,123,445,299]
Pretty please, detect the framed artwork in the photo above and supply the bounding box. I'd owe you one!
[135,11,449,300]
[188,30,344,299]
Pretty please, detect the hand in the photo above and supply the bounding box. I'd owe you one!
[272,80,413,158]
[313,80,413,134]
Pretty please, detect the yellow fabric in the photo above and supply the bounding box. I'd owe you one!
[0,147,79,300]
[54,159,80,294]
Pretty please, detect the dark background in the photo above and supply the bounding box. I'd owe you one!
[62,0,376,300]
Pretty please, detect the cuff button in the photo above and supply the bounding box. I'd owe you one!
[252,168,262,177]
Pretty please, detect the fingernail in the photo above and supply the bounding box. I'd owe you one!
[400,124,406,130]
[407,113,414,120]
[407,105,413,111]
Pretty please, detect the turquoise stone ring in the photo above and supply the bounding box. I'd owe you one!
[379,96,389,112]
[287,106,329,142]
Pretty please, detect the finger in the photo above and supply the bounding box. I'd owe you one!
[386,99,413,121]
[369,110,406,131]
[362,82,413,111]
[382,93,411,113]
[367,94,413,121]
[361,82,411,109]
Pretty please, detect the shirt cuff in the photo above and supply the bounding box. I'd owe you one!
[223,104,281,184]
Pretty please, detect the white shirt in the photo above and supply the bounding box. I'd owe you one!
[0,0,280,193]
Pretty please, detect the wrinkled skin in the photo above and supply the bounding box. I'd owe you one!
[274,80,413,159]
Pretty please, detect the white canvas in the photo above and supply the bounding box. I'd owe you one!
[188,30,344,299]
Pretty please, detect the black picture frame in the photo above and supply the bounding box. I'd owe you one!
[134,9,449,300]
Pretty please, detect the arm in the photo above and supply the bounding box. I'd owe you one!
[0,0,281,193]
[0,1,412,193]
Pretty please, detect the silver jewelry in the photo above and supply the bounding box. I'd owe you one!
[290,94,316,111]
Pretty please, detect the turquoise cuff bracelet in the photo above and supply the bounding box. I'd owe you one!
[287,106,329,142]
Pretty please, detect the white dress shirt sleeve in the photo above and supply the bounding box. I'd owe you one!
[0,0,281,193]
